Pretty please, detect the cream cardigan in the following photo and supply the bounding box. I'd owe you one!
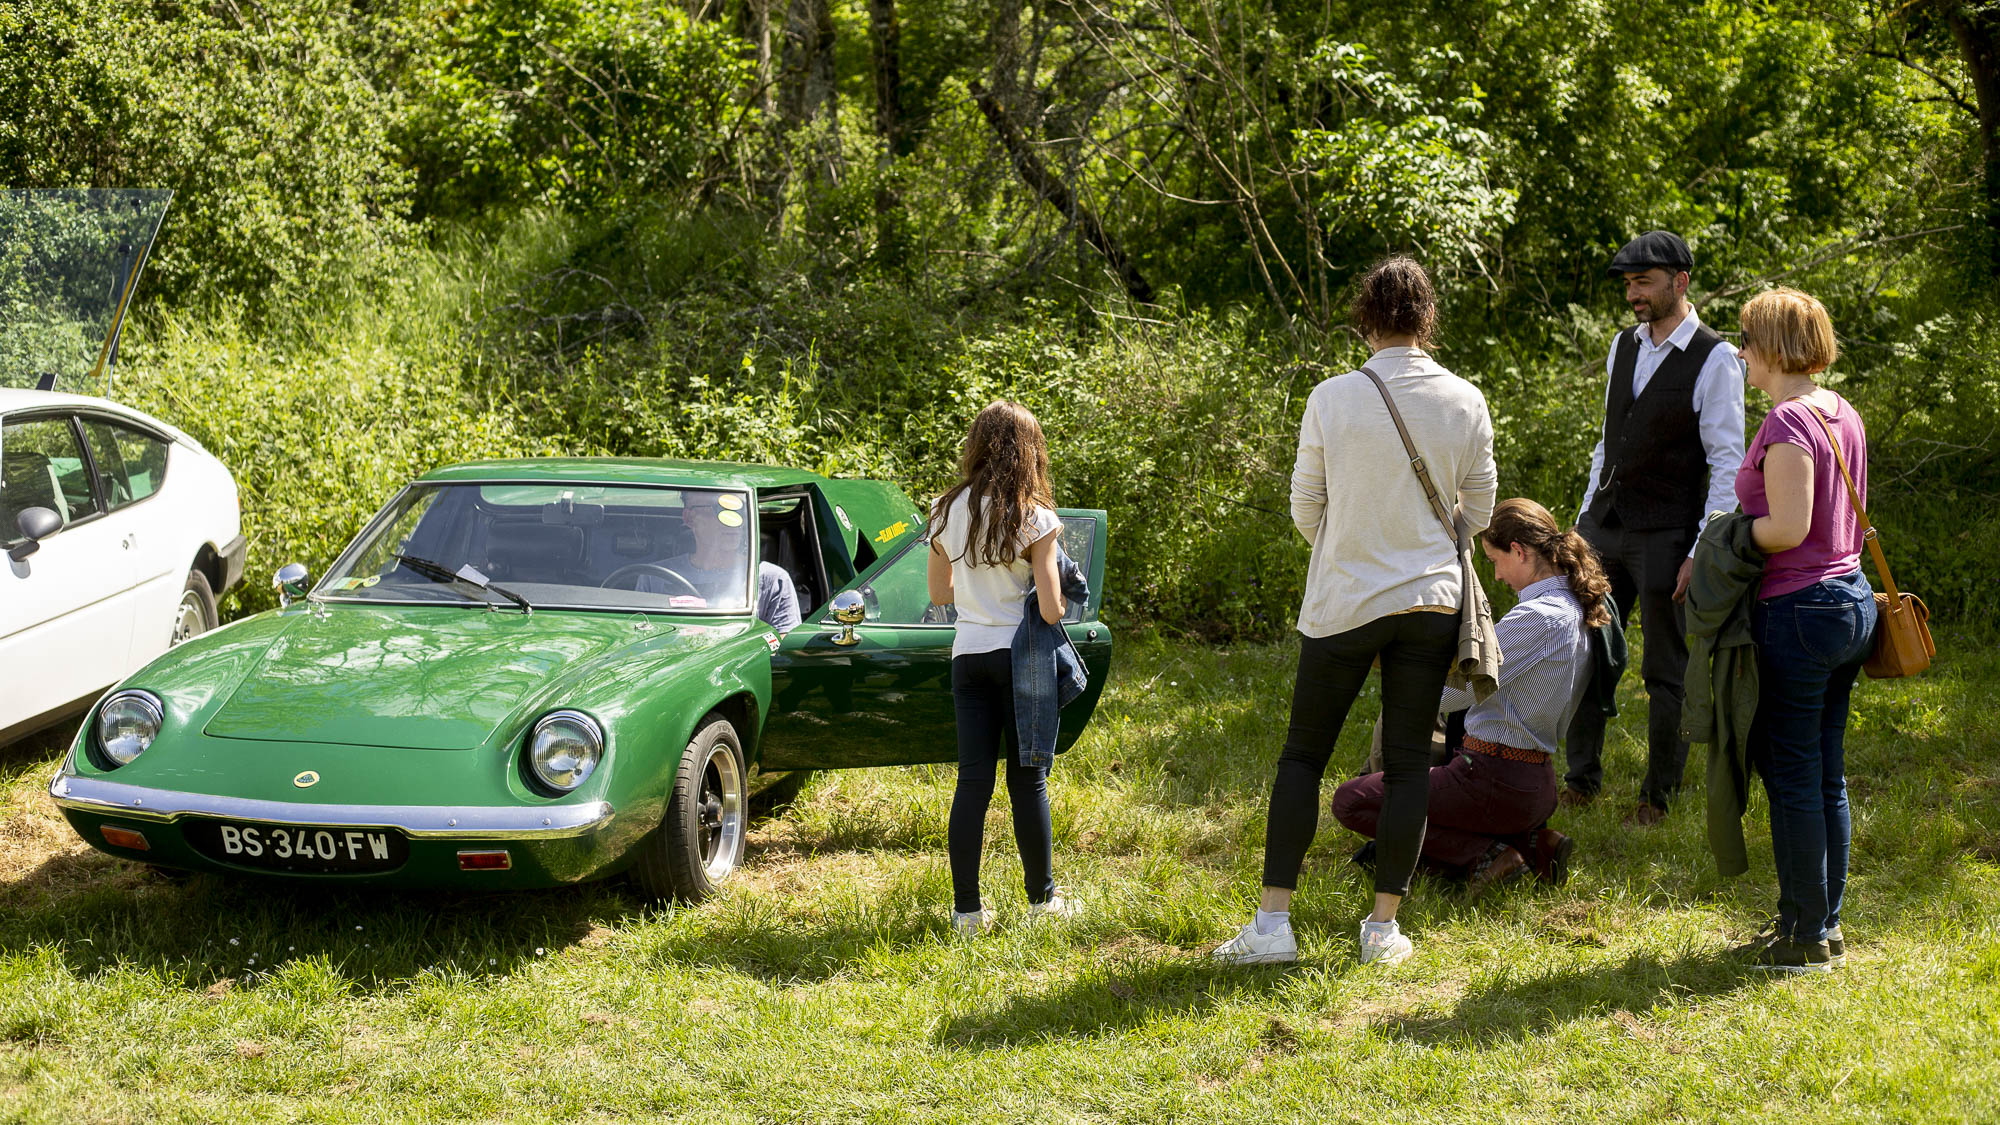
[1290,346,1498,638]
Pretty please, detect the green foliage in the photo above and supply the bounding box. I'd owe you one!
[0,0,414,311]
[389,0,753,216]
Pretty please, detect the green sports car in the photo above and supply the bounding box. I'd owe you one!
[47,458,1111,899]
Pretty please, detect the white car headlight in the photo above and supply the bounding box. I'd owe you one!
[527,710,603,793]
[97,691,164,766]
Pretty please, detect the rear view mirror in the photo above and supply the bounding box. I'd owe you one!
[8,506,62,561]
[541,499,605,527]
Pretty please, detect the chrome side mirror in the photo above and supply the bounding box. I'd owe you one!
[8,506,62,562]
[273,562,310,606]
[827,590,866,646]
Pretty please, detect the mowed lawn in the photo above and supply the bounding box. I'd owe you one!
[2,631,1996,1124]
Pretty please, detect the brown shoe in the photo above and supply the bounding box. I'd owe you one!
[1622,802,1667,828]
[1530,828,1574,885]
[1555,788,1595,809]
[1465,843,1529,901]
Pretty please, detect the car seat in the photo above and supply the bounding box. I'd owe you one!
[482,521,585,585]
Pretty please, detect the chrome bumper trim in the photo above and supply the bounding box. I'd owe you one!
[48,773,613,840]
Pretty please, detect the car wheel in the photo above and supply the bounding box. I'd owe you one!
[172,568,218,646]
[633,714,747,902]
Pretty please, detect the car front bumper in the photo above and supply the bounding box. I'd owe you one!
[49,772,621,887]
[218,534,247,595]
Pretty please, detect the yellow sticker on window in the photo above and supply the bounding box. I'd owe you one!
[718,494,744,511]
[717,510,744,528]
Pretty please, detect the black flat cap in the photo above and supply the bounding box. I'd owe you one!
[1607,230,1693,277]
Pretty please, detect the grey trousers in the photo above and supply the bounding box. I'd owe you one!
[1563,516,1694,808]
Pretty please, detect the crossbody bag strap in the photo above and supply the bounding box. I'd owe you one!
[1360,364,1458,544]
[1802,402,1903,603]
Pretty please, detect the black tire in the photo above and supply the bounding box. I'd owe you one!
[632,715,747,902]
[172,568,218,647]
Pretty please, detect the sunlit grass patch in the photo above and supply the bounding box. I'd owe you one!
[2,632,1997,1122]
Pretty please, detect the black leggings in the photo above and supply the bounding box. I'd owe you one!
[1261,612,1458,898]
[949,649,1055,914]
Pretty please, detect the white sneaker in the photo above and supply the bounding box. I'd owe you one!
[952,908,995,937]
[1028,892,1080,924]
[1211,919,1299,964]
[1358,919,1413,966]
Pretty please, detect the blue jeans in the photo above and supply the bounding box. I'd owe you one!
[1749,570,1875,944]
[949,650,1055,914]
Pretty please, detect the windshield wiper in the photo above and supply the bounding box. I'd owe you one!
[390,553,532,614]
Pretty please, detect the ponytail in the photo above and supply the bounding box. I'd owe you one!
[1480,498,1612,628]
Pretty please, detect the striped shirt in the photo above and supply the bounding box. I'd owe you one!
[1440,575,1591,754]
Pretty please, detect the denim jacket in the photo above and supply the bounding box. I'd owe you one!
[1011,546,1091,770]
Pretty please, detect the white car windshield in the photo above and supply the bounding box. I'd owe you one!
[318,483,755,614]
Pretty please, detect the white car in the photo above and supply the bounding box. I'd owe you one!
[1,388,245,744]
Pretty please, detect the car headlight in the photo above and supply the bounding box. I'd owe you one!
[96,691,164,766]
[526,710,603,794]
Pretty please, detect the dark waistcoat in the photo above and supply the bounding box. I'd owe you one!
[1586,323,1723,532]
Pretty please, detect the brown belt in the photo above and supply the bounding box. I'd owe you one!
[1462,734,1550,764]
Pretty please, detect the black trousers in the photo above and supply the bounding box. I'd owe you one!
[1564,516,1693,808]
[949,649,1055,914]
[1262,612,1458,899]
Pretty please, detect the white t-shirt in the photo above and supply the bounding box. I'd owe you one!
[932,491,1062,658]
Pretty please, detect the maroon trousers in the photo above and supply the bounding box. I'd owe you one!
[1332,748,1559,868]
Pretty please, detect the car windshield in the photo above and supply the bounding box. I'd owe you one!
[318,482,755,614]
[0,189,173,394]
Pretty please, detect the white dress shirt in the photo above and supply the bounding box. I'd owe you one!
[1578,306,1745,554]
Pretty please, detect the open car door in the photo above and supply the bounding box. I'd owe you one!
[761,510,1110,771]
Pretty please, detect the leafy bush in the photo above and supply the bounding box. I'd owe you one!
[0,0,414,311]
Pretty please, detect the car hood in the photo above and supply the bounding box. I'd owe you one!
[203,605,700,750]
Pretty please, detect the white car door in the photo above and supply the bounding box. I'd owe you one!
[0,413,139,730]
[77,415,184,665]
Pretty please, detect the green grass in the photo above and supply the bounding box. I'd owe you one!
[2,632,1997,1123]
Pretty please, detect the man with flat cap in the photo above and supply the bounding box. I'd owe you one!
[1563,230,1744,826]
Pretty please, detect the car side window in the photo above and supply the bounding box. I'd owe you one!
[852,534,950,625]
[1,416,102,535]
[80,419,171,510]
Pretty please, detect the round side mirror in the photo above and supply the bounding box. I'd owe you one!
[828,589,866,646]
[273,562,310,606]
[7,506,62,561]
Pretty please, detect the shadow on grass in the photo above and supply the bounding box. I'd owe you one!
[934,956,1287,1049]
[0,766,841,991]
[1375,948,1755,1046]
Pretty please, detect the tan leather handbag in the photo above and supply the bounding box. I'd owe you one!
[1805,405,1934,679]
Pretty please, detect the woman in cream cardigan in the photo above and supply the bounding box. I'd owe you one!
[1214,257,1498,968]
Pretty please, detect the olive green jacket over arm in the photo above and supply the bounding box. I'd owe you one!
[1680,512,1765,877]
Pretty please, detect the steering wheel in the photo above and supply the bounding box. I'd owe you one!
[599,563,703,599]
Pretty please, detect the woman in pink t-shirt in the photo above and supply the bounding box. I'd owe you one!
[1730,288,1877,974]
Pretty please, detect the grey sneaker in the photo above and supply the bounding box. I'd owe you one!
[952,908,995,937]
[1358,919,1413,966]
[1211,919,1298,965]
[1742,935,1833,974]
[1028,892,1080,924]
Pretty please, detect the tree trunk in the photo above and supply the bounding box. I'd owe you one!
[867,0,906,263]
[743,0,774,117]
[969,79,1155,304]
[779,0,837,133]
[1944,0,2000,278]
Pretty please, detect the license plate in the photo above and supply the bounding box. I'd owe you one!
[183,818,409,874]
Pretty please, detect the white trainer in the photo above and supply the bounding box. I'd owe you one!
[1211,919,1299,964]
[1358,919,1413,966]
[952,908,995,937]
[1028,892,1080,924]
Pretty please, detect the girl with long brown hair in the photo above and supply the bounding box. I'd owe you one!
[926,401,1073,935]
[1330,498,1609,896]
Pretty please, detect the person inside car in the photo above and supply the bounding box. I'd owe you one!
[638,492,801,633]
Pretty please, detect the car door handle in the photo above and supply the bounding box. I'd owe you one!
[121,535,133,550]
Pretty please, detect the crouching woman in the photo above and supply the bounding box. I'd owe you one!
[1332,499,1610,896]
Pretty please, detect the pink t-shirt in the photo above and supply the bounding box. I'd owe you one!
[1733,392,1868,599]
